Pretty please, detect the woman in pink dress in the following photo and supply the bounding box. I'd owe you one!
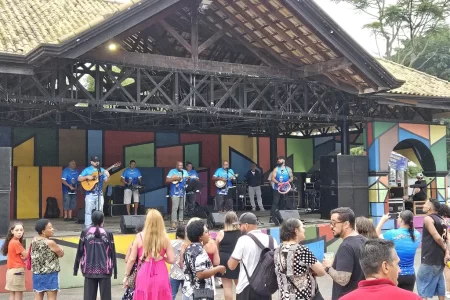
[123,209,175,300]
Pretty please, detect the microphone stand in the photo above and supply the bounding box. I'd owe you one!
[97,165,101,211]
[179,170,186,221]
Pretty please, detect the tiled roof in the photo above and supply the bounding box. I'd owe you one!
[0,0,140,54]
[376,58,450,98]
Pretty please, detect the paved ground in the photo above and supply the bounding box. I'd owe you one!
[15,251,426,300]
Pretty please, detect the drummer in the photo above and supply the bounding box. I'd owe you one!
[185,162,199,215]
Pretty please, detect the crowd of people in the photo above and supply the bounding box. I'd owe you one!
[3,198,450,300]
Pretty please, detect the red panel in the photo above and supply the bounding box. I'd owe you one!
[41,167,63,217]
[384,201,389,214]
[367,122,373,147]
[104,131,154,167]
[156,146,183,168]
[10,168,14,219]
[277,138,286,158]
[180,134,220,197]
[318,224,334,242]
[258,137,270,173]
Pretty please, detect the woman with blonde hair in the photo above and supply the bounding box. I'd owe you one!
[123,209,175,299]
[215,211,241,300]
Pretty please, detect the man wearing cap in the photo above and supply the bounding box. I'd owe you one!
[270,156,293,224]
[78,156,110,227]
[228,212,277,300]
[410,173,427,201]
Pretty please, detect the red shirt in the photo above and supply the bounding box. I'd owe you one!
[340,278,421,300]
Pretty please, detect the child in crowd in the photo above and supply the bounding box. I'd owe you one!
[170,224,186,300]
[2,222,27,300]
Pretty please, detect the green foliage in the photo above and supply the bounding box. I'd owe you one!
[350,146,365,155]
[407,166,423,178]
[86,66,135,92]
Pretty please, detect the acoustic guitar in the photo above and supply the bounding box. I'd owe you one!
[81,162,121,191]
[215,174,239,189]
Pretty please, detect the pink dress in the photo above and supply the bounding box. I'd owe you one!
[133,246,171,300]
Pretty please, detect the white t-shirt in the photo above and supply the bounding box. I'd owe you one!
[231,230,278,294]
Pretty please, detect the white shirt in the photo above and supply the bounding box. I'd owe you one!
[231,230,278,294]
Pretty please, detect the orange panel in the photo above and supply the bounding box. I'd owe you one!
[156,146,183,168]
[318,224,334,242]
[379,176,389,188]
[399,123,429,139]
[277,138,286,158]
[41,167,63,217]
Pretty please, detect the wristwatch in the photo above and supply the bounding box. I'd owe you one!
[325,267,330,273]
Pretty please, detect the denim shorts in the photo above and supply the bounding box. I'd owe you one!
[63,193,77,210]
[32,272,59,292]
[416,264,445,297]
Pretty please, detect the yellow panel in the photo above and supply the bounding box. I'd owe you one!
[221,135,256,162]
[395,148,421,168]
[13,137,34,166]
[102,168,124,194]
[17,167,39,219]
[369,189,378,202]
[430,125,446,145]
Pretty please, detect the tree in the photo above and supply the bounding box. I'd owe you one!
[332,0,450,64]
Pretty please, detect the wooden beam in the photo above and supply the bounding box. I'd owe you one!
[160,20,192,53]
[0,63,34,75]
[191,1,199,64]
[84,50,314,80]
[296,57,352,77]
[198,27,227,54]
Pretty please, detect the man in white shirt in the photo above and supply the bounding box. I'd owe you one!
[227,212,277,300]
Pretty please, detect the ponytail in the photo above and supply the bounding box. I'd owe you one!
[400,210,416,242]
[407,223,415,242]
[94,226,101,238]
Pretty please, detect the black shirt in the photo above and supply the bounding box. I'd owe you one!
[332,235,367,300]
[411,180,427,200]
[246,169,262,187]
[422,214,446,265]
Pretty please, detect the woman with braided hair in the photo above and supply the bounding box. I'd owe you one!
[375,210,421,291]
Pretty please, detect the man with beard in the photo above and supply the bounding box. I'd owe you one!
[322,207,366,300]
[270,156,293,224]
[227,212,277,300]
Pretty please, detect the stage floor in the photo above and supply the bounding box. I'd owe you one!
[15,211,326,238]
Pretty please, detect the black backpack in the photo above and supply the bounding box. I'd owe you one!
[242,233,278,296]
[44,197,60,218]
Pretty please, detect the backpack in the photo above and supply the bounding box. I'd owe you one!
[242,233,278,296]
[44,197,60,218]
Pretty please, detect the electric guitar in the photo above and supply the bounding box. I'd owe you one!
[81,162,121,191]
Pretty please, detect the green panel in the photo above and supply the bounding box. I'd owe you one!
[287,138,313,172]
[378,188,388,203]
[437,176,445,189]
[304,225,318,240]
[355,133,364,145]
[125,143,154,167]
[431,138,447,172]
[184,144,199,167]
[373,122,396,140]
[13,127,58,166]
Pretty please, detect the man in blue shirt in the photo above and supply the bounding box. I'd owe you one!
[213,161,236,211]
[121,160,142,216]
[270,156,293,225]
[185,162,200,216]
[61,159,79,221]
[78,156,110,228]
[166,161,189,229]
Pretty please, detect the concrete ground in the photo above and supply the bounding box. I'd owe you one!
[15,251,426,300]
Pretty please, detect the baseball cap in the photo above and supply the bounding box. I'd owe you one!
[233,212,258,225]
[417,173,424,178]
[277,156,286,160]
[90,156,100,162]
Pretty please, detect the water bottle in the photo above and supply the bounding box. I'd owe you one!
[128,177,132,186]
[279,176,283,183]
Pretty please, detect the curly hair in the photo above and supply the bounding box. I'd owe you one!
[186,220,205,243]
[280,218,302,242]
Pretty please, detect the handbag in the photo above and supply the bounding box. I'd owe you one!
[127,255,146,290]
[25,238,35,271]
[193,288,214,300]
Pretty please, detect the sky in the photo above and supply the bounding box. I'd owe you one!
[315,0,383,56]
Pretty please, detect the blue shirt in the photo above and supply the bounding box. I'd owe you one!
[213,168,235,195]
[121,168,142,188]
[273,166,291,190]
[79,166,106,195]
[188,170,199,179]
[383,228,421,275]
[167,169,189,197]
[62,167,80,194]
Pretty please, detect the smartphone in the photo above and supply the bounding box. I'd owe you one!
[388,213,397,219]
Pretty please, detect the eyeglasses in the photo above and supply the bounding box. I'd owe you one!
[330,221,344,227]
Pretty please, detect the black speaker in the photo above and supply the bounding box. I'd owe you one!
[112,186,128,216]
[320,187,369,218]
[77,208,85,224]
[120,215,147,234]
[0,147,11,236]
[276,210,301,224]
[210,212,227,228]
[320,155,368,187]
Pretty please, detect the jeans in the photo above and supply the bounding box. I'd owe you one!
[248,186,263,209]
[171,196,184,223]
[170,278,183,300]
[417,264,445,298]
[85,193,104,227]
[270,190,285,224]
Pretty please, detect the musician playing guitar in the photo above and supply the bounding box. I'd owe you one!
[166,161,189,230]
[78,156,110,228]
[270,156,293,225]
[121,160,142,216]
[409,173,427,201]
[213,161,236,212]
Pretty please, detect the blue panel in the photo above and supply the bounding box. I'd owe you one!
[268,227,280,244]
[373,217,395,230]
[155,132,179,147]
[304,239,325,262]
[438,193,445,202]
[230,150,254,180]
[368,139,379,171]
[399,129,430,148]
[139,167,164,191]
[142,187,169,213]
[0,239,6,261]
[370,203,385,217]
[0,126,11,147]
[87,130,103,165]
[368,176,378,187]
[313,136,334,147]
[314,140,335,163]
